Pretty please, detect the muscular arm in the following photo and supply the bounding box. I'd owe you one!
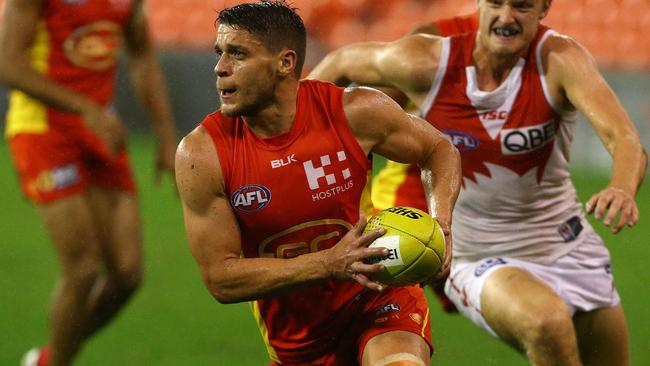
[308,35,441,107]
[344,87,462,278]
[546,36,647,233]
[124,0,177,179]
[176,128,387,303]
[372,21,442,108]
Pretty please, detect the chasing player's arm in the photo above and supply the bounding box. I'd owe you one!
[546,35,647,233]
[308,35,441,105]
[124,0,177,180]
[175,128,389,304]
[373,20,443,107]
[0,0,124,152]
[343,87,461,280]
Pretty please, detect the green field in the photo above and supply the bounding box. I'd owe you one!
[1,136,648,365]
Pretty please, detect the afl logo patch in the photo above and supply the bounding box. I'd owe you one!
[444,130,479,152]
[474,258,506,277]
[231,184,271,212]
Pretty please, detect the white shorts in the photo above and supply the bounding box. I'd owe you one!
[444,232,620,337]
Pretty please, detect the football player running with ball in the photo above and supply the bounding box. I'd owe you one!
[310,0,647,365]
[176,2,460,366]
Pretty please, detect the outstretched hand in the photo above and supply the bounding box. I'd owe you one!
[586,186,639,234]
[320,214,388,291]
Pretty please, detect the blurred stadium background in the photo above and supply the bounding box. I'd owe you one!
[0,0,648,365]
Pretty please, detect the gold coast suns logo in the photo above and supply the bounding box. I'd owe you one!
[63,21,122,70]
[259,219,353,259]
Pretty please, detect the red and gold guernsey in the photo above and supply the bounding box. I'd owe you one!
[5,0,133,137]
[201,80,376,363]
[374,27,592,264]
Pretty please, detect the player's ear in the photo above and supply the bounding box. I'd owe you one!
[277,49,297,77]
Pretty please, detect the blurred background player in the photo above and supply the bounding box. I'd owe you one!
[176,2,460,365]
[0,0,177,365]
[310,0,647,365]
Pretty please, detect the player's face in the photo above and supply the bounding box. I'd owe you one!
[213,25,278,117]
[477,0,549,57]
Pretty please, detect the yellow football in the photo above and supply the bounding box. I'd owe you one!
[363,206,445,286]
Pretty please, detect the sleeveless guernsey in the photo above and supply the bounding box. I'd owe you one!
[378,27,593,264]
[201,80,374,363]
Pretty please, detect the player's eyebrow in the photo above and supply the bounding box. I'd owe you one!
[214,43,248,54]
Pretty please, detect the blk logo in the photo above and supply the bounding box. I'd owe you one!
[303,151,351,190]
[231,184,271,212]
[271,154,297,169]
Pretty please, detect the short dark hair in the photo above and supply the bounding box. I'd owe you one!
[217,1,306,77]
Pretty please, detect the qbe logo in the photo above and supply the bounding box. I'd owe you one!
[230,184,271,212]
[500,120,555,155]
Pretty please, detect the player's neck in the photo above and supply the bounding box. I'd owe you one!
[243,79,299,138]
[472,46,522,92]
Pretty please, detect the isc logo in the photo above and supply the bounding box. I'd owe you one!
[481,110,508,120]
[230,184,271,212]
[500,120,555,155]
[444,130,479,152]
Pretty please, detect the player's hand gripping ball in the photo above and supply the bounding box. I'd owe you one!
[363,207,445,286]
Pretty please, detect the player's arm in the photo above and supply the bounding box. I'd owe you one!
[0,0,125,153]
[343,87,462,281]
[308,35,440,104]
[407,22,441,36]
[176,127,389,303]
[547,36,647,233]
[372,21,442,108]
[124,0,177,181]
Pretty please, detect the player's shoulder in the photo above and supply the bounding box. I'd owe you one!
[382,34,445,93]
[342,86,397,117]
[539,31,594,68]
[177,125,215,168]
[342,86,405,139]
[176,114,225,173]
[394,33,444,60]
[176,124,225,195]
